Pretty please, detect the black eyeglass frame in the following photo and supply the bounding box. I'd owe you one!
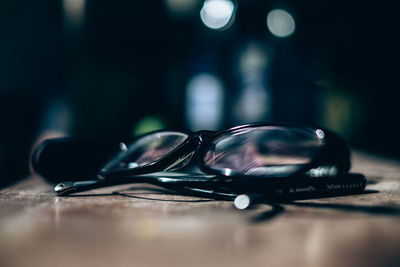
[99,122,351,182]
[51,123,366,205]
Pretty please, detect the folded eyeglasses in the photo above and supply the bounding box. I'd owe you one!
[33,123,366,209]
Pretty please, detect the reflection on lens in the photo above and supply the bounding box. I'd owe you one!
[102,131,188,171]
[203,126,324,176]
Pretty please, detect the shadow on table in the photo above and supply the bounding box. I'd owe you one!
[284,201,400,216]
[250,204,286,223]
[250,189,400,222]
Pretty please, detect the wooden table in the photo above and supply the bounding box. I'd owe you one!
[1,151,399,267]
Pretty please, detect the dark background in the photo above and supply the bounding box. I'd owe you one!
[0,0,398,187]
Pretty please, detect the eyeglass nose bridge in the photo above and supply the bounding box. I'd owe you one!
[193,130,214,141]
[160,129,221,172]
[163,132,210,171]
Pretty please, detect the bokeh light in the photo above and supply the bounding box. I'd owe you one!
[134,116,166,136]
[165,0,199,16]
[200,0,235,30]
[62,0,86,28]
[234,43,271,123]
[186,73,224,131]
[266,9,295,38]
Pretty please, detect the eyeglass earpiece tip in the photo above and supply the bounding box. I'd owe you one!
[54,181,75,195]
[234,194,251,210]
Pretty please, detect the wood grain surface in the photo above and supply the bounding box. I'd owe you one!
[1,151,399,267]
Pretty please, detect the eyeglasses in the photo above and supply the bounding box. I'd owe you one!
[52,123,366,209]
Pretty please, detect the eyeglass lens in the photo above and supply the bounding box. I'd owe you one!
[102,131,188,171]
[202,126,324,176]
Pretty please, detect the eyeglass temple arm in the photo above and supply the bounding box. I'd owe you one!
[54,173,366,209]
[54,179,128,196]
[53,175,222,196]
